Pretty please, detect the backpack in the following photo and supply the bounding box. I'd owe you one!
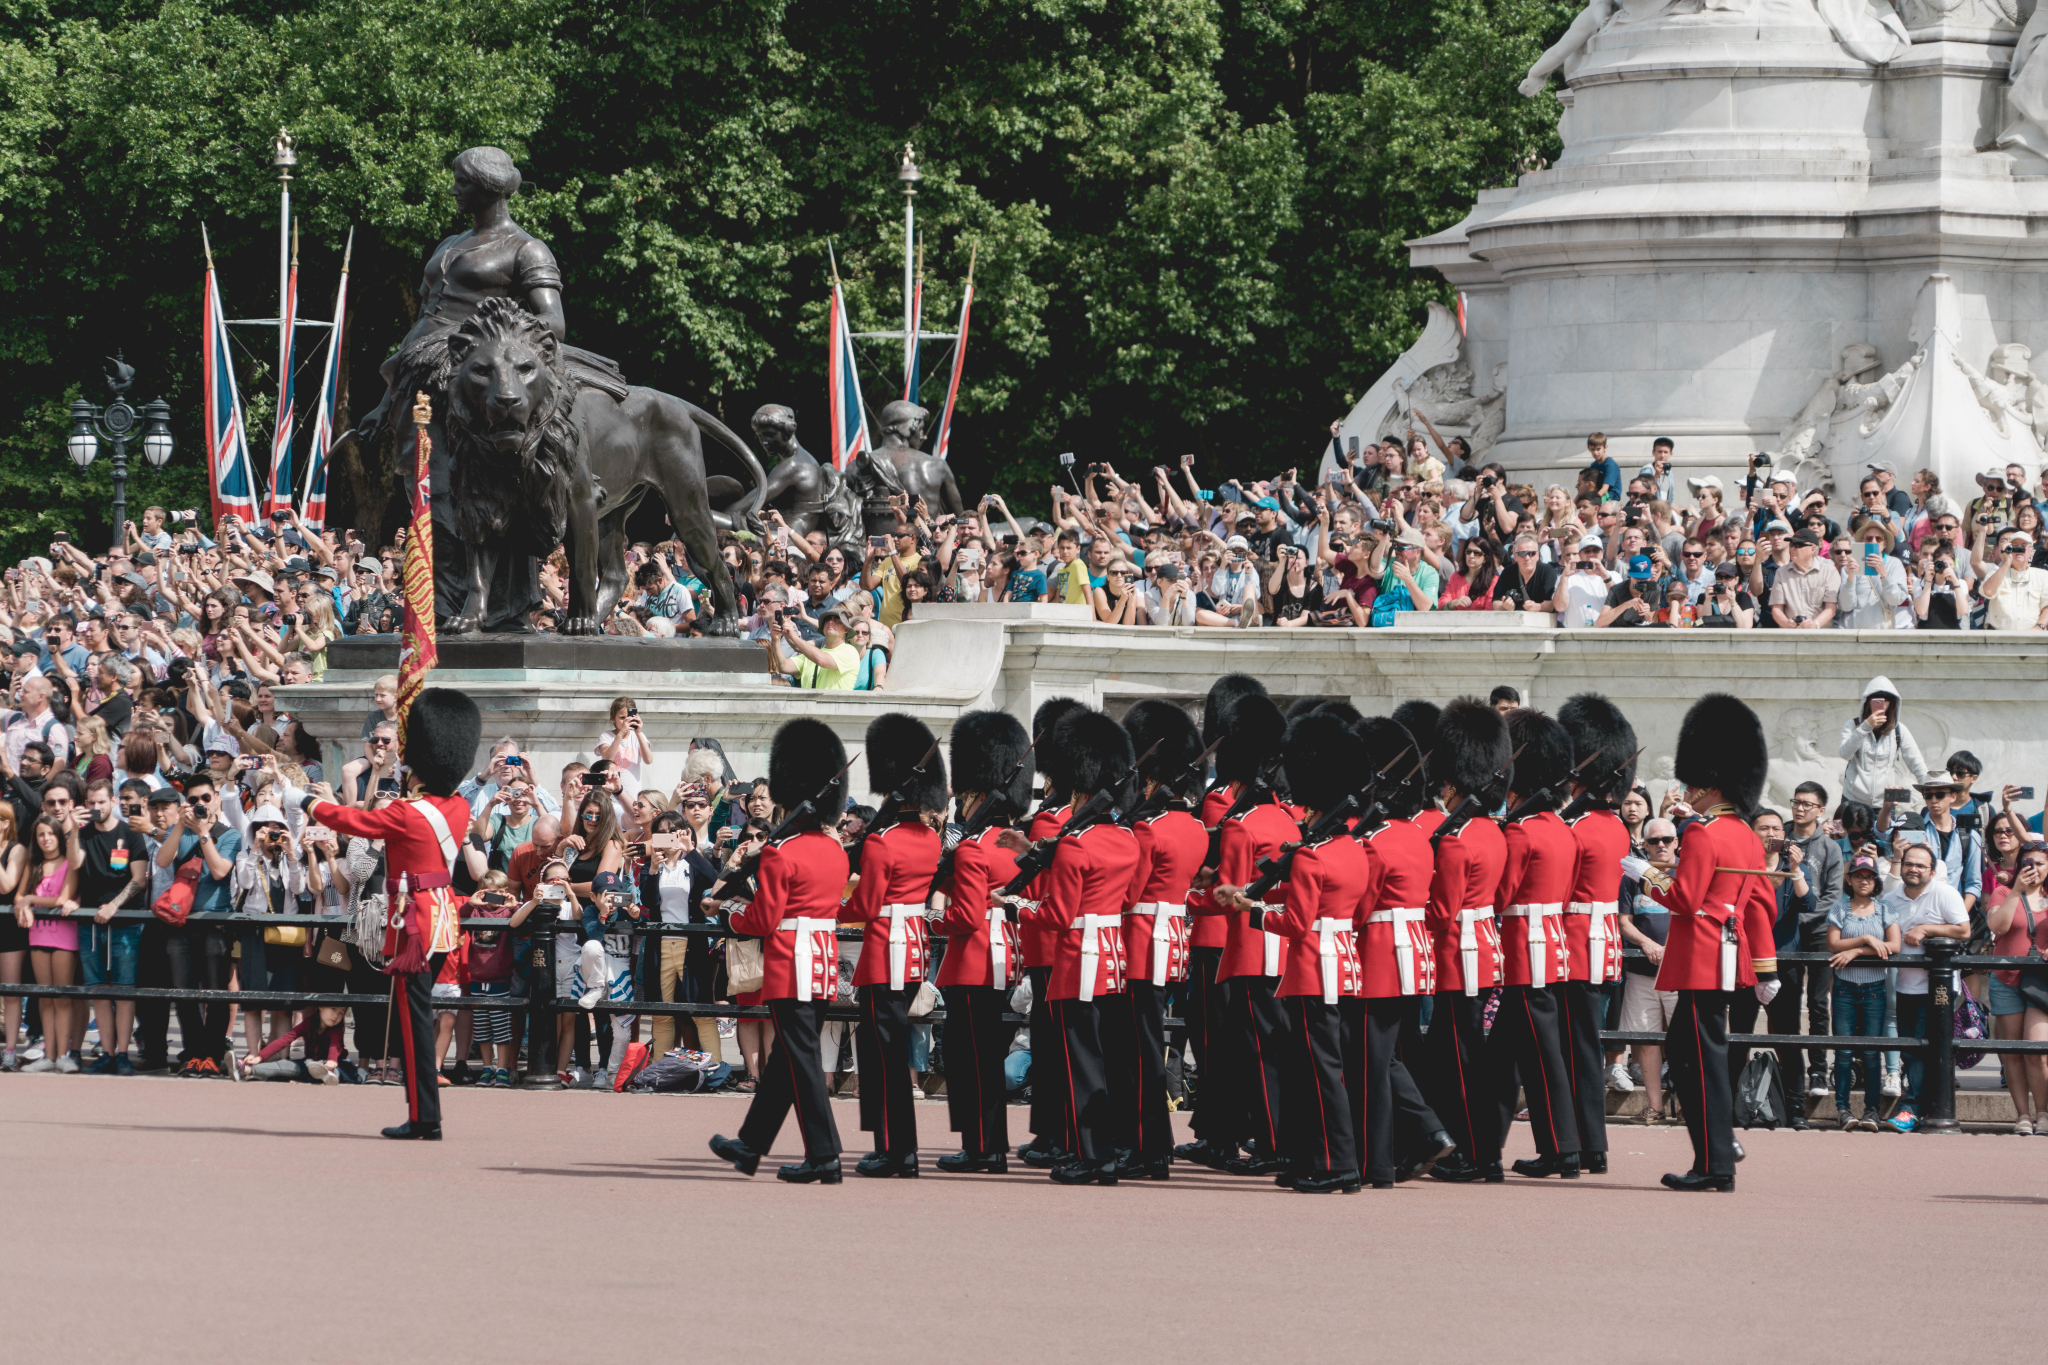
[628,1048,734,1094]
[1734,1050,1788,1130]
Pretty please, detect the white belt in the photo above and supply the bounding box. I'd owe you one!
[881,902,923,991]
[1313,917,1354,1005]
[1136,901,1185,987]
[1075,913,1121,1003]
[1716,902,1738,992]
[777,917,839,1003]
[1458,906,1494,997]
[1504,901,1563,988]
[1251,903,1284,978]
[985,902,1012,991]
[1570,900,1620,983]
[1367,906,1428,996]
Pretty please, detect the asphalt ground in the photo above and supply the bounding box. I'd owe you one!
[7,1076,2041,1363]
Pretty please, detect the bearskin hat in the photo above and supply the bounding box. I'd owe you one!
[1356,717,1425,819]
[1202,673,1269,747]
[1557,692,1639,802]
[1505,708,1574,811]
[769,717,848,819]
[1283,712,1366,816]
[950,710,1033,815]
[403,688,482,797]
[1033,696,1088,799]
[1431,698,1509,799]
[1054,708,1133,799]
[1122,699,1203,802]
[1287,696,1324,723]
[1316,699,1366,727]
[865,712,948,811]
[1391,700,1440,760]
[1676,692,1768,814]
[1214,693,1286,786]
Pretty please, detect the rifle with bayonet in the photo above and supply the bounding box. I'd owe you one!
[705,753,859,904]
[1557,746,1646,823]
[1241,746,1414,900]
[1123,736,1225,826]
[1354,749,1429,839]
[1499,745,1608,825]
[1203,752,1287,869]
[1428,742,1527,851]
[929,737,1039,894]
[998,740,1160,899]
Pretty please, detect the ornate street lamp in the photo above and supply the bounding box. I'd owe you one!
[65,352,174,550]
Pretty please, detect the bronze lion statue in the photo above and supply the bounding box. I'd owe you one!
[437,297,762,635]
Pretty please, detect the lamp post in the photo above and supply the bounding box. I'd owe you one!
[66,352,174,553]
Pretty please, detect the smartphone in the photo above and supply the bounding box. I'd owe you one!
[52,531,68,544]
[580,771,603,787]
[1197,490,1213,502]
[1347,436,1359,456]
[1760,837,1785,854]
[1882,786,1911,803]
[2017,787,2037,802]
[868,535,890,553]
[649,831,684,853]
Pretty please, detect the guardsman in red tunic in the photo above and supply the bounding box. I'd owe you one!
[1017,697,1084,1169]
[1200,693,1294,1176]
[1108,700,1208,1180]
[711,719,853,1184]
[1011,709,1143,1185]
[1392,700,1444,843]
[1556,692,1639,1175]
[840,713,947,1178]
[1492,709,1583,1178]
[932,710,1033,1174]
[1419,699,1512,1183]
[286,687,481,1141]
[1351,716,1454,1186]
[1646,693,1779,1192]
[1175,673,1269,1169]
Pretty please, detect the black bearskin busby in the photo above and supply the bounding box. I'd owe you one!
[1122,699,1203,803]
[1287,696,1324,723]
[1504,708,1574,811]
[1356,717,1425,819]
[1033,696,1088,802]
[1391,699,1440,762]
[769,717,848,822]
[1202,673,1269,747]
[1283,712,1366,816]
[950,709,1033,817]
[866,712,948,811]
[1676,692,1768,814]
[1316,699,1366,727]
[403,688,482,797]
[1431,698,1509,800]
[1054,708,1134,799]
[1214,693,1286,787]
[1557,693,1639,802]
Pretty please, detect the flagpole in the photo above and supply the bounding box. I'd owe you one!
[899,145,920,399]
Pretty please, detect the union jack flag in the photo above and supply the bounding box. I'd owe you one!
[265,243,299,518]
[300,230,352,532]
[827,275,870,471]
[201,245,259,527]
[932,272,973,462]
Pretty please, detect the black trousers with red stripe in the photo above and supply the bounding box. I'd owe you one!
[1215,974,1287,1156]
[1027,966,1069,1149]
[1557,981,1609,1156]
[1421,990,1501,1164]
[394,956,446,1128]
[1053,996,1115,1162]
[1666,989,1737,1177]
[1281,996,1357,1179]
[855,983,918,1157]
[739,998,842,1160]
[1343,996,1441,1184]
[1491,984,1580,1159]
[1184,946,1224,1141]
[943,983,1011,1156]
[1107,980,1173,1160]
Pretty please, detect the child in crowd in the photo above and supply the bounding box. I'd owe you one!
[464,869,537,1087]
[240,1007,350,1083]
[1827,854,1901,1131]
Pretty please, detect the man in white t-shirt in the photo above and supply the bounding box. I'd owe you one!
[1979,530,2048,632]
[1552,534,1616,627]
[1880,841,1970,1132]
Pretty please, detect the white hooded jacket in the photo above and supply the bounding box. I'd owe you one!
[1837,675,1930,807]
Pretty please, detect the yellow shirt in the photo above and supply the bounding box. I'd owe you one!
[796,641,861,689]
[1045,555,1091,605]
[878,553,922,627]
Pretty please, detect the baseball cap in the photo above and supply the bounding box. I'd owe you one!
[1253,497,1280,511]
[1769,471,1797,488]
[1576,534,1604,552]
[1764,518,1794,534]
[1865,459,1896,473]
[1713,562,1741,579]
[1224,534,1250,552]
[146,786,182,806]
[1626,554,1655,580]
[1790,531,1820,548]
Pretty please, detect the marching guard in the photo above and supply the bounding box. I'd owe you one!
[1018,697,1085,1169]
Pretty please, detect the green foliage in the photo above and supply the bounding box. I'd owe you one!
[0,0,1572,554]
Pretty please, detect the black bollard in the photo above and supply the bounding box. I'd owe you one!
[521,914,564,1089]
[1919,937,1960,1133]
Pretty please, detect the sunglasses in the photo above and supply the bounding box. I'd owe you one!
[1644,835,1676,846]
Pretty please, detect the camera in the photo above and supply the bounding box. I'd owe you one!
[1761,837,1786,854]
[626,706,639,718]
[1368,518,1395,535]
[172,510,199,523]
[604,890,636,913]
[1752,451,1772,468]
[1882,786,1912,803]
[1156,563,1181,582]
[1478,475,1497,488]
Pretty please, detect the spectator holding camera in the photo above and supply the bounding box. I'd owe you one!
[1834,518,1910,629]
[1364,525,1437,623]
[1694,561,1756,628]
[597,696,653,798]
[1838,677,1931,807]
[1266,542,1324,627]
[1977,527,2048,631]
[1768,531,1840,629]
[1491,534,1560,614]
[763,608,860,689]
[1985,837,2048,1133]
[1594,553,1662,627]
[1553,534,1616,627]
[1441,537,1498,611]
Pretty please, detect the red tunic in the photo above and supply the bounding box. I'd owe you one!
[309,793,471,886]
[1564,808,1630,984]
[1212,798,1298,981]
[727,830,851,1002]
[1122,809,1206,986]
[1188,788,1233,950]
[1359,817,1439,997]
[1495,811,1576,988]
[934,828,1022,990]
[1020,803,1072,968]
[1019,821,1143,1001]
[1413,808,1446,840]
[1268,836,1373,1000]
[841,820,940,988]
[1427,816,1507,994]
[1649,808,1780,992]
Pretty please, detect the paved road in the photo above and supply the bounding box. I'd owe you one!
[8,1076,2040,1362]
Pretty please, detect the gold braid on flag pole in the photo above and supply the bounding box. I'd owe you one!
[397,392,438,753]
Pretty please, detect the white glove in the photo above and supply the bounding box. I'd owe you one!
[1754,978,1781,1005]
[275,778,309,809]
[1619,855,1650,882]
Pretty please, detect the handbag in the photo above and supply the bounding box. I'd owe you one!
[1734,1050,1787,1130]
[2015,900,2048,1015]
[725,935,766,996]
[151,858,204,927]
[314,934,351,971]
[257,865,307,946]
[909,978,939,1018]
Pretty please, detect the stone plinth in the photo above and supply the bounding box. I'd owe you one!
[323,634,766,683]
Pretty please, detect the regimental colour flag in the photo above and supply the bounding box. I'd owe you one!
[932,267,974,462]
[300,229,352,533]
[396,392,438,748]
[265,231,299,518]
[201,232,260,527]
[827,276,871,471]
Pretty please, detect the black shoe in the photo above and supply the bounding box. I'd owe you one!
[1173,1139,1233,1169]
[1294,1170,1363,1194]
[1582,1152,1609,1175]
[709,1134,761,1176]
[1111,1152,1171,1181]
[1368,1180,1394,1189]
[1395,1129,1458,1182]
[1661,1170,1734,1192]
[1225,1153,1286,1177]
[380,1120,442,1140]
[1429,1156,1504,1183]
[854,1152,920,1178]
[1018,1139,1069,1169]
[1511,1151,1582,1179]
[1049,1160,1117,1186]
[777,1157,843,1184]
[1789,1114,1811,1132]
[936,1149,1008,1174]
[1274,1168,1298,1188]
